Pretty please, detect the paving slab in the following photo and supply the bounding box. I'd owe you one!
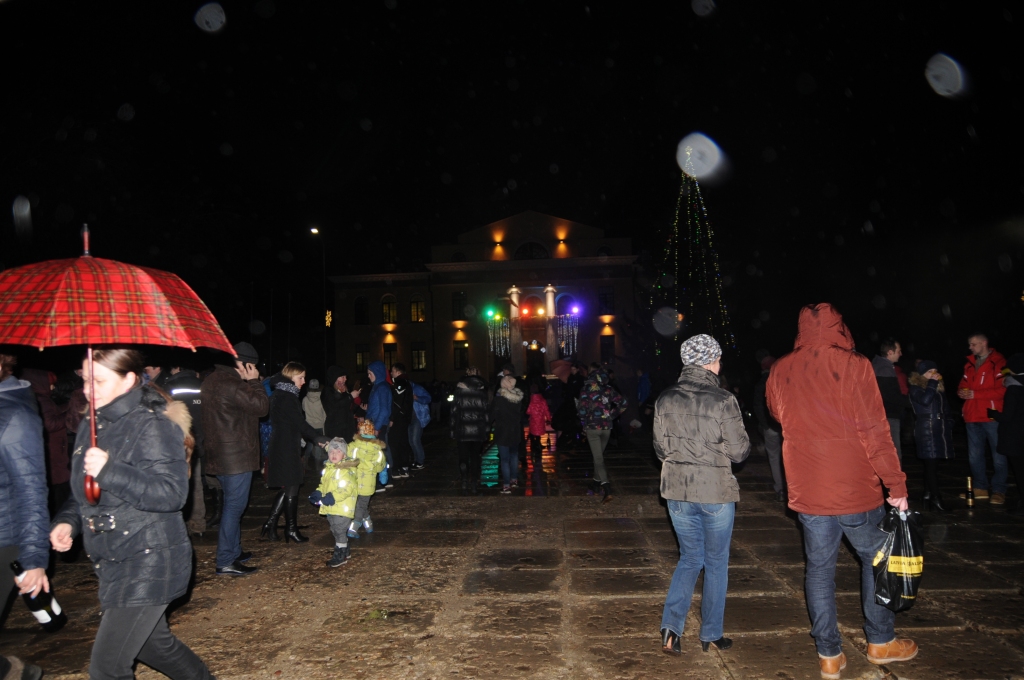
[721,632,884,679]
[475,548,563,569]
[581,636,728,679]
[569,568,670,596]
[442,637,568,679]
[462,569,562,595]
[857,628,1024,680]
[450,599,563,636]
[917,560,1016,591]
[566,531,650,549]
[723,595,811,634]
[936,540,1024,562]
[568,548,662,569]
[563,517,641,532]
[572,598,669,638]
[392,531,479,548]
[933,593,1024,631]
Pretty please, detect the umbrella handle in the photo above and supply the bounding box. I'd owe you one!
[84,474,101,505]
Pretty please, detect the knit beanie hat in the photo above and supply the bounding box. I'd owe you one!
[326,437,348,459]
[917,360,939,376]
[359,420,377,438]
[232,341,259,365]
[308,378,321,391]
[680,334,722,367]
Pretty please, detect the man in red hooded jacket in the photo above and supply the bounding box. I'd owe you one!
[957,333,1007,504]
[767,303,916,678]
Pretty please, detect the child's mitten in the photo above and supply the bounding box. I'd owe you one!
[309,490,323,505]
[322,492,336,506]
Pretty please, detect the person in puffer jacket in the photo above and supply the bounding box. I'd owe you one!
[908,360,954,512]
[365,361,393,483]
[577,363,627,501]
[49,348,214,679]
[347,419,387,538]
[309,438,359,567]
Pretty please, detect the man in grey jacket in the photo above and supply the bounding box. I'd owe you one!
[654,334,750,656]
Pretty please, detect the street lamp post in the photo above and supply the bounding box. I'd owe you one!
[311,227,328,377]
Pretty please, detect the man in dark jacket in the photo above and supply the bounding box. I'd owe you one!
[0,353,50,680]
[389,363,414,478]
[872,338,908,461]
[753,356,785,502]
[201,342,269,576]
[167,366,206,535]
[322,365,358,443]
[450,367,489,493]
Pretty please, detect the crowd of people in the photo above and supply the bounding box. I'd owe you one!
[653,303,1024,679]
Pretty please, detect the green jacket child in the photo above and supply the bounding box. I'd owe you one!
[310,438,359,518]
[349,424,387,496]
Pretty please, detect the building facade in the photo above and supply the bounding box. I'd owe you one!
[331,211,637,384]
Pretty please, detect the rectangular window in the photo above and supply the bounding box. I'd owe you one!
[354,343,369,371]
[382,299,398,324]
[452,291,468,320]
[383,343,398,371]
[600,335,615,365]
[598,286,615,314]
[411,341,427,371]
[410,300,426,323]
[453,340,469,371]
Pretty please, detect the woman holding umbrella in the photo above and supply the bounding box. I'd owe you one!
[49,348,213,679]
[261,361,328,543]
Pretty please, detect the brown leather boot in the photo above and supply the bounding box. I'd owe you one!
[818,652,846,679]
[866,638,918,664]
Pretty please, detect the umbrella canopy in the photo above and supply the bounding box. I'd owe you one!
[549,359,572,383]
[0,255,233,354]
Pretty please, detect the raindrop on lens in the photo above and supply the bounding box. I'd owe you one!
[220,143,233,156]
[691,0,715,17]
[249,320,267,335]
[998,254,1012,273]
[360,119,373,131]
[652,307,682,337]
[676,133,723,179]
[12,195,32,239]
[925,53,966,97]
[117,103,135,121]
[194,3,227,33]
[278,250,294,263]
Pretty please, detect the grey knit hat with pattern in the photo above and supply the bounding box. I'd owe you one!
[680,334,722,367]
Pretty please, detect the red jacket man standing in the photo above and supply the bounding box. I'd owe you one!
[957,333,1007,504]
[767,303,916,678]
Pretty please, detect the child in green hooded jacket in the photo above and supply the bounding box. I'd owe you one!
[309,438,359,567]
[347,419,388,538]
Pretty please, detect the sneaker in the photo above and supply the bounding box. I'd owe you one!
[866,638,918,665]
[326,546,348,568]
[385,480,394,488]
[510,479,519,488]
[411,463,425,470]
[818,652,846,680]
[216,561,258,576]
[375,484,387,494]
[991,492,1006,505]
[960,489,989,500]
[393,469,410,479]
[500,485,512,494]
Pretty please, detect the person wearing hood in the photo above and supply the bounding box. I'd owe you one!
[491,375,525,493]
[577,363,626,502]
[261,362,329,543]
[21,368,71,514]
[767,304,915,676]
[365,361,393,484]
[50,348,214,679]
[908,360,955,512]
[991,353,1024,516]
[322,366,359,443]
[0,353,49,680]
[654,334,749,657]
[871,339,909,462]
[302,378,327,469]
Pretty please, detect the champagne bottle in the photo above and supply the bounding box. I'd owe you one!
[10,561,67,633]
[965,476,975,508]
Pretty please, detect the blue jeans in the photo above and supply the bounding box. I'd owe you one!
[661,500,735,642]
[409,419,425,466]
[965,421,1007,493]
[799,505,894,657]
[497,445,518,486]
[215,472,252,568]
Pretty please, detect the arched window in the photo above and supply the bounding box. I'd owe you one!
[520,295,545,317]
[514,242,550,260]
[354,297,369,325]
[410,295,426,323]
[381,294,397,324]
[556,294,577,316]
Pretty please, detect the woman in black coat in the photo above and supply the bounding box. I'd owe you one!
[261,362,326,543]
[490,376,524,493]
[50,348,213,679]
[993,353,1024,516]
[908,360,954,512]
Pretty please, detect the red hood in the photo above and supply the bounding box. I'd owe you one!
[793,303,854,351]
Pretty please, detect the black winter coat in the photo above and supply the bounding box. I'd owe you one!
[391,375,414,425]
[266,380,322,488]
[52,385,192,609]
[995,377,1024,458]
[0,376,51,572]
[490,387,525,447]
[908,374,954,461]
[450,375,489,442]
[322,366,357,441]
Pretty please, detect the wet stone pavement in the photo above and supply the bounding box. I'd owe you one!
[3,427,1024,679]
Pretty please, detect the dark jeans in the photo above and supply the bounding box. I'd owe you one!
[89,604,211,679]
[965,421,1007,493]
[409,418,425,466]
[389,417,412,470]
[799,505,895,657]
[457,440,483,482]
[215,472,252,568]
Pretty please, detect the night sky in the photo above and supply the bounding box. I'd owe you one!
[2,1,1023,380]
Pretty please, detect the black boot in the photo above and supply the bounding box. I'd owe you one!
[927,493,948,512]
[206,489,223,528]
[261,490,286,541]
[283,495,309,543]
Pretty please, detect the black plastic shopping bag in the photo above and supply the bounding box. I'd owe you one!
[872,507,924,612]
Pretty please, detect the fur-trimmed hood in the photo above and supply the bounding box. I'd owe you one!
[909,372,945,392]
[497,386,524,403]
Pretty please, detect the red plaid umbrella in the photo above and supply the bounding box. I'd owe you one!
[0,229,234,503]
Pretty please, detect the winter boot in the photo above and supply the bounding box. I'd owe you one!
[206,489,224,528]
[600,482,613,503]
[283,495,309,543]
[326,545,349,568]
[260,490,286,541]
[347,520,360,539]
[362,515,374,533]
